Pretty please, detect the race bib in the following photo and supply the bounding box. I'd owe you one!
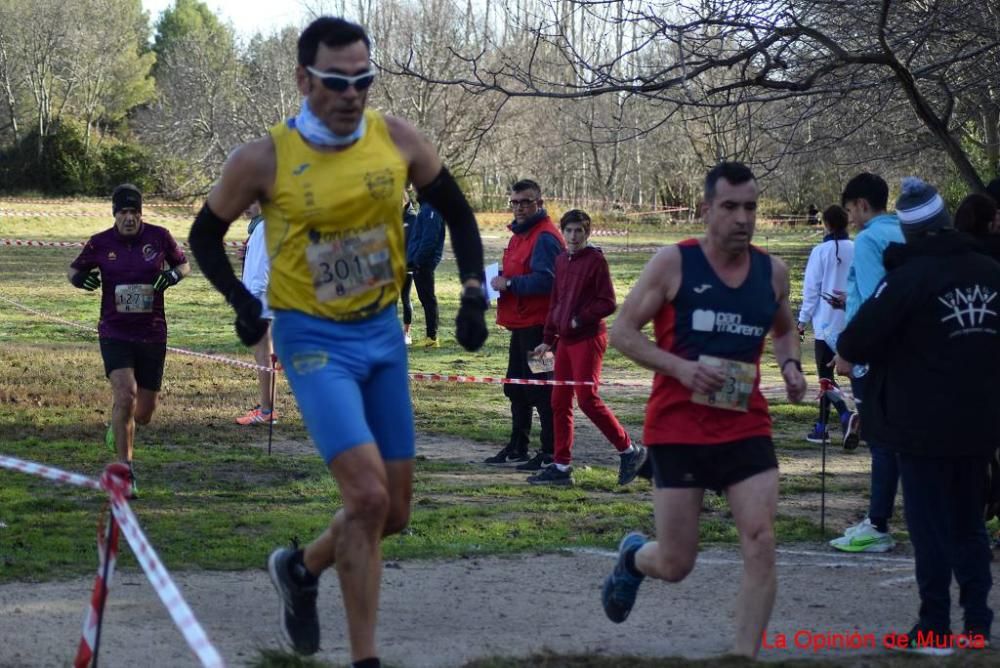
[690,355,756,412]
[306,226,394,303]
[527,351,555,374]
[114,284,154,313]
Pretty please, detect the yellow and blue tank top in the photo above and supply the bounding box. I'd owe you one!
[262,109,408,321]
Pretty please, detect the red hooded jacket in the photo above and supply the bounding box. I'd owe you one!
[542,245,616,345]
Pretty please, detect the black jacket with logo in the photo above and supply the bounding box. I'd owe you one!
[838,230,1000,457]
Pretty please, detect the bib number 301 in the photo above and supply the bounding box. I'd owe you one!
[690,354,756,412]
[307,226,394,302]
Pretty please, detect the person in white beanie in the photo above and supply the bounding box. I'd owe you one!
[838,177,1000,654]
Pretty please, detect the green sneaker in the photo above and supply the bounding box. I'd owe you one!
[128,463,138,500]
[105,424,115,452]
[829,519,895,552]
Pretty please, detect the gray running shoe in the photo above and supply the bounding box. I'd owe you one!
[267,547,320,655]
[617,443,648,485]
[527,463,573,486]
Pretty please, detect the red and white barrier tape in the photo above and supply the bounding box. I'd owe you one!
[465,193,692,209]
[0,199,191,208]
[0,295,605,384]
[0,457,224,668]
[1,238,245,249]
[0,209,190,221]
[75,510,120,667]
[1,238,85,247]
[0,294,274,373]
[0,293,807,394]
[409,372,599,387]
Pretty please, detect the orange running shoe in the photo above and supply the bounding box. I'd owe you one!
[236,406,278,425]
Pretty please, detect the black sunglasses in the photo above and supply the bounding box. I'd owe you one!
[305,66,377,92]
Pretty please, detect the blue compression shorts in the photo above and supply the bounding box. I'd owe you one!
[271,305,415,464]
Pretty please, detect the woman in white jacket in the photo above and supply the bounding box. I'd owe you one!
[797,205,856,444]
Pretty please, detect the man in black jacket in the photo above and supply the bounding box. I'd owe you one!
[839,177,1000,653]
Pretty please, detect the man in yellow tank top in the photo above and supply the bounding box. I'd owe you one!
[188,17,488,668]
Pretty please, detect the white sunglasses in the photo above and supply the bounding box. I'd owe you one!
[305,66,377,92]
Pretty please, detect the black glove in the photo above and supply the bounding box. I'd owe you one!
[455,284,488,352]
[235,315,269,347]
[228,285,269,347]
[153,268,181,292]
[72,269,101,291]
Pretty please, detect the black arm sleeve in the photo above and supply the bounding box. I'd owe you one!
[416,167,484,282]
[188,202,250,306]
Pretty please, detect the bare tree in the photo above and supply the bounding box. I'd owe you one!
[0,2,21,144]
[393,0,1000,190]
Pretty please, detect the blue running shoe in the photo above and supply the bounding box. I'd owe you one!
[601,532,647,623]
[805,422,829,444]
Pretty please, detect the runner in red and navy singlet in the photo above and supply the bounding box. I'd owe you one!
[599,162,806,660]
[644,238,776,445]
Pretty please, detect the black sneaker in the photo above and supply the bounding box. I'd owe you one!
[527,463,573,486]
[959,627,991,649]
[889,625,955,656]
[636,454,653,481]
[617,444,648,486]
[515,451,553,471]
[267,547,320,655]
[842,412,861,450]
[484,445,529,465]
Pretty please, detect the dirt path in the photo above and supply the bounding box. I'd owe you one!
[2,433,997,667]
[3,546,998,667]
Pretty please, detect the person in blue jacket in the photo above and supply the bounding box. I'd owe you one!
[402,201,446,347]
[830,172,905,554]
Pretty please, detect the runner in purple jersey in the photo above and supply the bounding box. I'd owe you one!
[68,184,190,498]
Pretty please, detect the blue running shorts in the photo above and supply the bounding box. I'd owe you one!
[271,305,415,464]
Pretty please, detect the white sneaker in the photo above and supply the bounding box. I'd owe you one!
[404,332,412,345]
[843,517,872,537]
[829,518,895,553]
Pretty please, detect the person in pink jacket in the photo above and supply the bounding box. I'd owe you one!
[528,209,646,486]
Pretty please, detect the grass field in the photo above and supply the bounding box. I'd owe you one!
[1,200,990,667]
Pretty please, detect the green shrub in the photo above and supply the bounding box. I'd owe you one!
[0,122,160,196]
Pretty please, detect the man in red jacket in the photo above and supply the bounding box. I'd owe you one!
[486,179,566,469]
[527,210,646,485]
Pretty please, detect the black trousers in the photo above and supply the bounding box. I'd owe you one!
[898,453,993,634]
[503,325,553,455]
[400,267,439,339]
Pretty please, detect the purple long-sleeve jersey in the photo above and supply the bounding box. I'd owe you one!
[70,223,186,343]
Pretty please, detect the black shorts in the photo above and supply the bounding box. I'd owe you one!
[648,436,778,494]
[99,338,167,391]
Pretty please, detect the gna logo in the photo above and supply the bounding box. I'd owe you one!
[938,284,997,335]
[692,309,765,337]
